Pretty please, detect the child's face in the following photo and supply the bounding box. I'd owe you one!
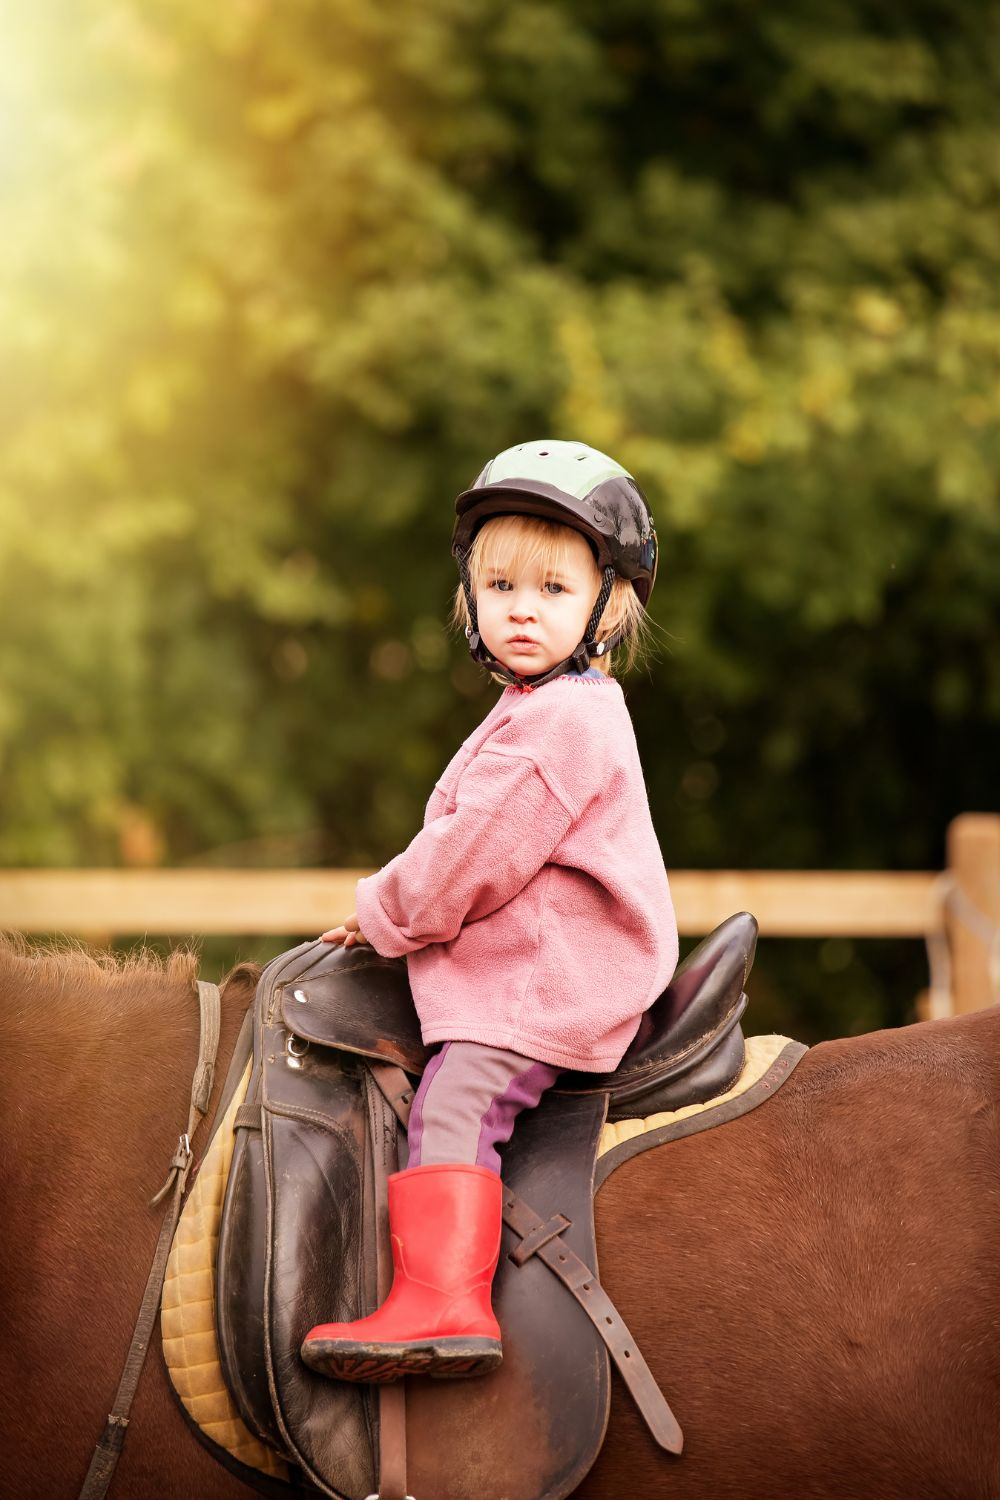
[475,529,601,677]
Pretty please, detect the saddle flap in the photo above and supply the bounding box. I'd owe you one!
[280,943,431,1074]
[216,940,323,1458]
[263,1092,379,1499]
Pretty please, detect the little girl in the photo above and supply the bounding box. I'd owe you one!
[301,438,679,1382]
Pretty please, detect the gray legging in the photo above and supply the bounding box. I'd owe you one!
[406,1042,559,1176]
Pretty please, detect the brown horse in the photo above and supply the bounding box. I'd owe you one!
[3,931,1000,1499]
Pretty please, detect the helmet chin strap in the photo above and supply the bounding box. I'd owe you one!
[457,551,622,690]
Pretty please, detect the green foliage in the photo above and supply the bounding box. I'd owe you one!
[1,0,997,1031]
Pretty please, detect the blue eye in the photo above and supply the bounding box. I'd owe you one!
[489,578,512,592]
[544,582,564,595]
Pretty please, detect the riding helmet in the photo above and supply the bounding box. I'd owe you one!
[452,439,657,687]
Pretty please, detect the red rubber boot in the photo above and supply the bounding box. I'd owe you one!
[300,1162,503,1382]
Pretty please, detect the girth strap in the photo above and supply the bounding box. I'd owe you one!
[367,1062,683,1456]
[79,980,224,1500]
[364,1070,411,1500]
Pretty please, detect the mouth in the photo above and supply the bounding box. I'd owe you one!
[507,637,540,649]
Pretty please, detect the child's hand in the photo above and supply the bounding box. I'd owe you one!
[320,913,369,947]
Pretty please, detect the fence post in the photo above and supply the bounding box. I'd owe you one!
[946,814,1000,1014]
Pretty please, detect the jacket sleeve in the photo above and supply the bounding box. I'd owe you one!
[354,749,576,958]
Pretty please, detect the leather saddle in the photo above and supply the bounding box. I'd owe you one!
[212,912,756,1500]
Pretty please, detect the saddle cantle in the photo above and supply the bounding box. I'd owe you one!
[208,914,761,1500]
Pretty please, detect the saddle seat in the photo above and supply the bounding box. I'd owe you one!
[283,910,756,1121]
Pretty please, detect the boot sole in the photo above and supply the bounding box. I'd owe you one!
[300,1336,502,1384]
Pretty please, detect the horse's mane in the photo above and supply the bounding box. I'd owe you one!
[0,929,200,990]
[0,930,236,1053]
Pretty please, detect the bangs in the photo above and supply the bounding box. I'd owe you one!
[467,514,598,591]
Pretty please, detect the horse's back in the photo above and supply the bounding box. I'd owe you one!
[581,1011,1000,1499]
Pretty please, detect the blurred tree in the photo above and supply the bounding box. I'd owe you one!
[0,0,997,1033]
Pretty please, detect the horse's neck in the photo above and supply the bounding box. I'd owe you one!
[1,959,253,1207]
[0,950,257,1495]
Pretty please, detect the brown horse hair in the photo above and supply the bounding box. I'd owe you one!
[0,929,198,1023]
[0,930,260,1062]
[1,931,262,1499]
[0,926,200,981]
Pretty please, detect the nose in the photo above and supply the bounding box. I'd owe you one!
[508,589,538,622]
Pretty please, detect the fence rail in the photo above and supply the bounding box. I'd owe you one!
[1,813,996,1017]
[0,866,938,938]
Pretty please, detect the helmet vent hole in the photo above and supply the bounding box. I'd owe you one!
[539,451,548,456]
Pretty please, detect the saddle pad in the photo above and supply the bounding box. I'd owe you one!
[161,1056,290,1484]
[163,1033,799,1486]
[598,1032,796,1156]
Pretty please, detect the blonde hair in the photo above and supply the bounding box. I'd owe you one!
[450,513,653,680]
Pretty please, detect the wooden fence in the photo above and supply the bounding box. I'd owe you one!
[1,813,996,1019]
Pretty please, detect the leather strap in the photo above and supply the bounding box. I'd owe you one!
[368,1063,416,1124]
[364,1071,410,1500]
[374,1386,409,1500]
[500,1191,682,1453]
[149,981,222,1207]
[233,1100,261,1131]
[79,981,224,1500]
[508,1212,571,1265]
[368,1062,683,1456]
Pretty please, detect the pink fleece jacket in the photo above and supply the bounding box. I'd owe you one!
[354,673,679,1071]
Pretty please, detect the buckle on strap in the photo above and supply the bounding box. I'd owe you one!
[148,1133,193,1208]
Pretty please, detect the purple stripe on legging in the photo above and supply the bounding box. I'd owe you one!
[475,1060,559,1173]
[406,1042,450,1169]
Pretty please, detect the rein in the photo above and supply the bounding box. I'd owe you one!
[79,979,223,1500]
